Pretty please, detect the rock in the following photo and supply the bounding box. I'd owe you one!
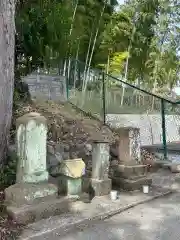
[47,143,55,155]
[7,144,17,160]
[54,152,63,162]
[47,141,71,163]
[47,141,72,170]
[171,163,180,173]
[79,192,91,203]
[63,144,70,152]
[54,143,64,152]
[47,151,64,171]
[110,143,118,158]
[109,168,114,178]
[70,152,78,159]
[85,143,92,152]
[141,148,155,165]
[110,159,119,167]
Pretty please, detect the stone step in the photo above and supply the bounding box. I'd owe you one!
[125,175,147,181]
[6,196,73,225]
[112,176,152,191]
[114,164,147,179]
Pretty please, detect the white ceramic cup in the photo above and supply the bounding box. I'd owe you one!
[110,190,118,200]
[143,185,149,194]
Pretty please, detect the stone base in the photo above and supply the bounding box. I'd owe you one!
[82,177,112,196]
[16,170,49,183]
[5,182,72,225]
[112,177,152,191]
[58,176,82,196]
[114,164,147,179]
[5,182,58,206]
[6,196,71,225]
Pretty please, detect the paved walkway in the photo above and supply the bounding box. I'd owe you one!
[20,169,180,240]
[55,192,180,240]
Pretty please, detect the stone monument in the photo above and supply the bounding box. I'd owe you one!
[51,158,86,196]
[112,127,152,191]
[83,140,112,196]
[16,112,49,183]
[5,112,70,225]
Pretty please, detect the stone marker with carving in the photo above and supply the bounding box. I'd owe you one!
[83,140,112,196]
[112,127,152,191]
[5,112,70,225]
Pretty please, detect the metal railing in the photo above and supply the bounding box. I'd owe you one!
[53,58,180,160]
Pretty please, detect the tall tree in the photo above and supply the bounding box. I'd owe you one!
[0,0,15,164]
[97,0,159,82]
[146,0,180,92]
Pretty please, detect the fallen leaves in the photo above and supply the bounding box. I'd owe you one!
[0,191,24,239]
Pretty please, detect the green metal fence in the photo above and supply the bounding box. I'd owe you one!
[67,59,180,160]
[67,59,104,120]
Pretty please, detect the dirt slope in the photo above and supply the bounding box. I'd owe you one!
[11,100,117,166]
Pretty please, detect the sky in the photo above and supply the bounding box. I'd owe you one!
[117,0,124,4]
[115,0,124,11]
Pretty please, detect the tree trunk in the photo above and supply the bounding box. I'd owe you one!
[0,0,15,164]
[82,2,106,101]
[64,0,79,77]
[82,29,93,90]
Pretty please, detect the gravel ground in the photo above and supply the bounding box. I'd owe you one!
[50,192,180,240]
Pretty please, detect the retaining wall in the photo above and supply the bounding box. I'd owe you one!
[106,114,180,146]
[23,74,67,102]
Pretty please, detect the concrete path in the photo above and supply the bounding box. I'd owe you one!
[20,169,180,240]
[53,192,180,240]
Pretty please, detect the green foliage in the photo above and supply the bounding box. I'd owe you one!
[144,0,180,90]
[16,0,72,71]
[109,51,129,74]
[98,51,129,75]
[0,154,17,189]
[15,0,116,71]
[15,0,180,93]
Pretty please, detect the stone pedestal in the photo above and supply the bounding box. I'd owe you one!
[5,112,70,225]
[82,178,111,196]
[112,127,152,191]
[112,165,152,191]
[51,158,86,196]
[83,140,112,196]
[59,177,82,196]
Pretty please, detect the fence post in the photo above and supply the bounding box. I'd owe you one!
[66,76,69,100]
[161,99,167,160]
[102,72,106,125]
[65,59,69,100]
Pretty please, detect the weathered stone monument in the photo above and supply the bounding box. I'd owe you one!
[112,127,152,191]
[118,127,141,164]
[51,158,86,196]
[16,112,49,183]
[83,140,112,196]
[5,112,70,224]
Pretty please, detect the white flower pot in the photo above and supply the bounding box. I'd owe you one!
[110,190,118,200]
[143,185,149,194]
